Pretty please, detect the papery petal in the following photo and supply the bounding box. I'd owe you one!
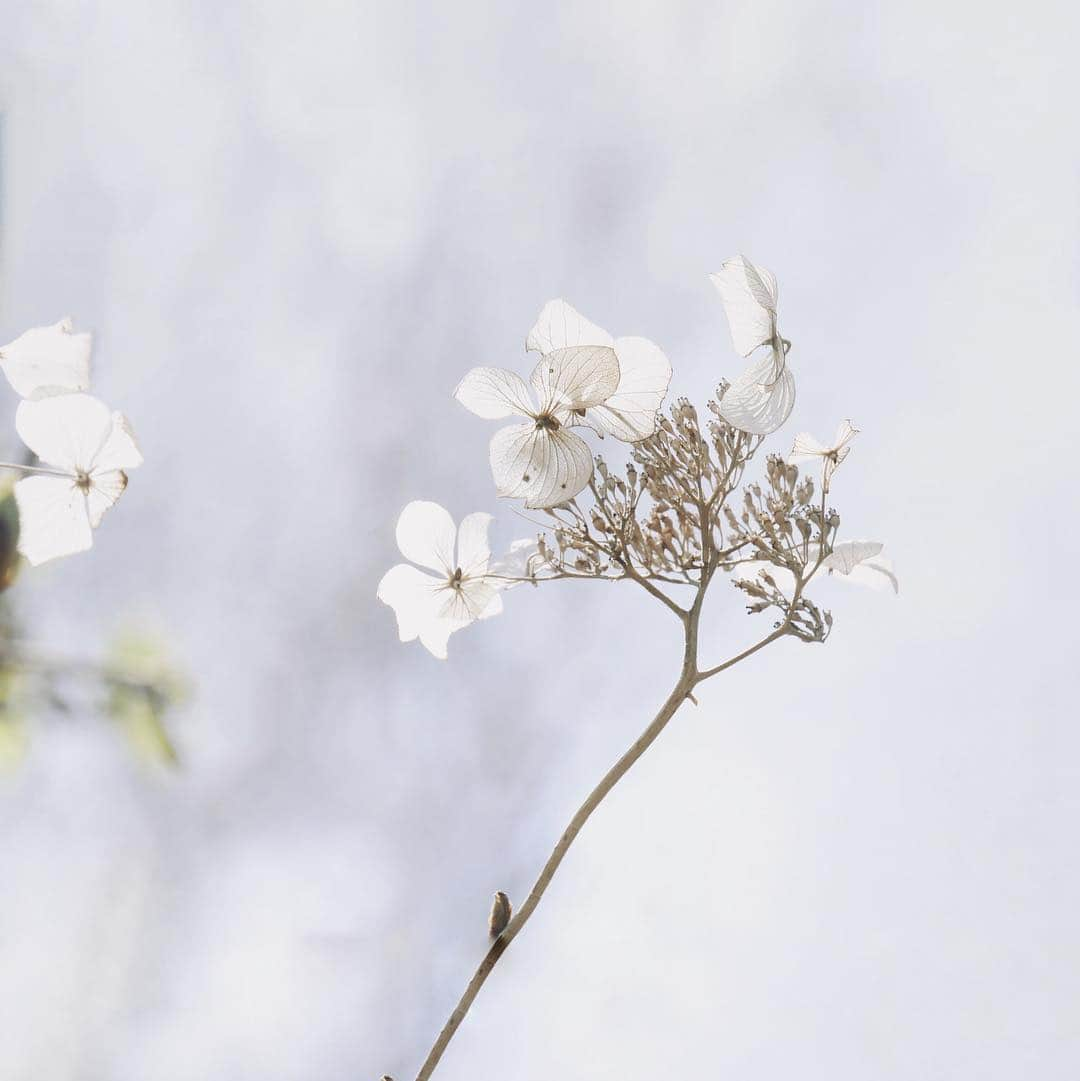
[454,368,535,419]
[846,556,899,594]
[438,578,502,622]
[581,336,672,442]
[417,614,470,660]
[13,475,93,566]
[710,256,779,357]
[490,538,543,587]
[718,350,796,435]
[15,394,114,473]
[86,470,129,527]
[789,432,828,461]
[0,318,92,399]
[91,412,143,473]
[530,345,620,414]
[833,419,859,449]
[823,540,884,575]
[395,501,456,574]
[525,299,613,354]
[489,424,594,508]
[456,511,494,576]
[376,563,447,643]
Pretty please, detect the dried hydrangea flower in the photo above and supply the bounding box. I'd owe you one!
[711,255,795,434]
[377,501,505,659]
[0,317,92,399]
[789,419,859,489]
[525,299,672,441]
[454,347,620,508]
[13,394,143,565]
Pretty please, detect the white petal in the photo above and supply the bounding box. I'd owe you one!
[416,614,470,660]
[454,368,535,419]
[581,336,672,442]
[91,412,143,473]
[525,299,613,354]
[13,475,93,566]
[488,424,594,508]
[395,501,456,574]
[710,256,779,357]
[376,563,447,643]
[823,540,884,575]
[490,538,542,587]
[718,351,796,435]
[456,511,494,576]
[15,394,114,473]
[830,555,899,594]
[530,345,620,415]
[438,578,502,622]
[86,469,129,527]
[833,419,859,449]
[0,318,91,399]
[788,432,828,461]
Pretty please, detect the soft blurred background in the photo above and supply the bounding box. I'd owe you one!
[1,1,1077,1078]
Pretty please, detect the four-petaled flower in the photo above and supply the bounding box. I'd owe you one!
[711,255,795,435]
[789,419,859,489]
[13,394,143,566]
[0,318,91,399]
[525,300,672,442]
[377,501,504,659]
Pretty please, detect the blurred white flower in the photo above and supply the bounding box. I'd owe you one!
[822,540,898,593]
[711,256,795,434]
[789,419,859,488]
[13,394,143,566]
[0,317,92,399]
[525,300,672,441]
[377,501,504,659]
[489,537,546,587]
[454,346,620,508]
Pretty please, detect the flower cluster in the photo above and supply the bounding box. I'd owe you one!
[0,319,142,566]
[379,258,896,658]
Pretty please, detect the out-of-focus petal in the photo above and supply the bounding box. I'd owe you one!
[530,345,620,415]
[581,336,672,441]
[91,412,143,473]
[395,501,456,575]
[376,563,447,643]
[86,470,129,528]
[490,538,542,586]
[525,299,613,354]
[454,367,535,419]
[15,394,114,473]
[718,351,796,434]
[824,542,898,593]
[823,540,884,574]
[789,432,828,461]
[710,256,779,357]
[13,475,93,566]
[0,318,92,399]
[456,511,494,576]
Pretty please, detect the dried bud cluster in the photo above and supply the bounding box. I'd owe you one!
[520,390,842,643]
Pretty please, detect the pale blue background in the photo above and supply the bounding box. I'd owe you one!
[1,2,1077,1078]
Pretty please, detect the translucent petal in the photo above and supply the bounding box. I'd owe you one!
[417,614,470,660]
[0,318,92,399]
[488,424,594,508]
[437,578,502,622]
[823,540,884,575]
[376,563,447,642]
[490,538,542,587]
[15,394,115,473]
[86,469,128,528]
[718,351,796,434]
[525,299,613,354]
[833,419,859,449]
[710,256,779,357]
[788,432,828,461]
[530,345,620,415]
[92,412,143,473]
[454,367,535,419]
[13,475,93,566]
[830,555,899,594]
[581,336,672,442]
[456,511,494,576]
[395,501,456,575]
